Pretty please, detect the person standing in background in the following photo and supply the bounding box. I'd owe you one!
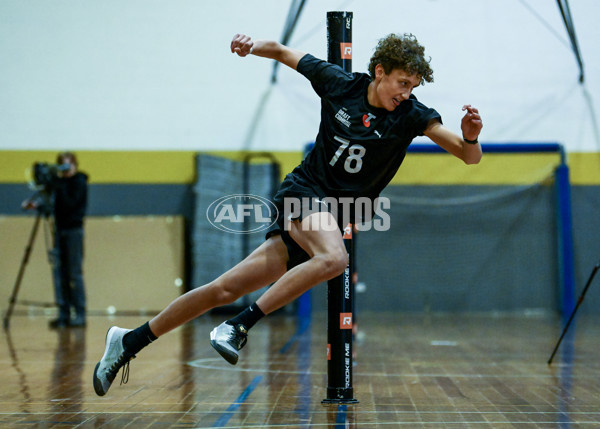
[50,152,89,328]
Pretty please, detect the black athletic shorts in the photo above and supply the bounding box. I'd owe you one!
[265,173,332,270]
[265,173,363,270]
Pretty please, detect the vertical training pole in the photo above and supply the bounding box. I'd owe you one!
[322,11,358,404]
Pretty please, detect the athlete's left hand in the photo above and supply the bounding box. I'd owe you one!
[461,105,482,141]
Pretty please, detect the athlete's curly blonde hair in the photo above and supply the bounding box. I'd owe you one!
[368,33,434,85]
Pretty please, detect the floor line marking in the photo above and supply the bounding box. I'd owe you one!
[212,375,264,427]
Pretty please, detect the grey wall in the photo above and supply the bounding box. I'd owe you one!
[312,185,600,315]
[3,182,598,314]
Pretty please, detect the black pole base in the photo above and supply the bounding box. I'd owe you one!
[322,387,359,404]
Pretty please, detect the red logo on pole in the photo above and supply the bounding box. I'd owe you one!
[327,344,331,360]
[343,223,352,239]
[340,43,352,59]
[340,313,353,329]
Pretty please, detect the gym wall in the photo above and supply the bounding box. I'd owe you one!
[0,150,599,315]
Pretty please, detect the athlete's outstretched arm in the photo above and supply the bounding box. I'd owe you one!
[424,105,483,165]
[230,33,305,70]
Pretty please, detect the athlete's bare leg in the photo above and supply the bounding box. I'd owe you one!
[256,211,348,314]
[149,235,289,337]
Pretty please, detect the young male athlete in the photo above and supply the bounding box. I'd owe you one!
[93,32,483,396]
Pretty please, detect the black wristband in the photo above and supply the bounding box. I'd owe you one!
[463,136,479,145]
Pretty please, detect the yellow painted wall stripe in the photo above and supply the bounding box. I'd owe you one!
[0,150,598,185]
[0,150,303,184]
[0,150,197,184]
[394,153,561,185]
[568,152,600,185]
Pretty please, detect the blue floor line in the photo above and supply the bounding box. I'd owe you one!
[279,316,312,354]
[336,404,348,427]
[213,316,312,427]
[212,375,264,427]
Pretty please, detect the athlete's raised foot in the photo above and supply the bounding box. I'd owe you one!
[210,322,248,365]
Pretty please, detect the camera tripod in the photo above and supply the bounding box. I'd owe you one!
[3,203,57,329]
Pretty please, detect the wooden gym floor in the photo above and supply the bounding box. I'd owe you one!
[1,311,600,428]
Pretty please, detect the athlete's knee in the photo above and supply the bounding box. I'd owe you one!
[314,248,348,279]
[209,281,244,306]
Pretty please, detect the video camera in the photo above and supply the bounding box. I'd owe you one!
[32,162,70,189]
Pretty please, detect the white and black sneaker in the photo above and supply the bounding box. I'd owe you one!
[93,326,135,396]
[210,322,248,365]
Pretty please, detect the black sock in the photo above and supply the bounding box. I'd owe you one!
[123,321,157,355]
[227,303,265,330]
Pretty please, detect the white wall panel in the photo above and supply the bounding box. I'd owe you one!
[1,0,598,152]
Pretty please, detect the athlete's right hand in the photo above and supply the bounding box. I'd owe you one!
[231,34,254,57]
